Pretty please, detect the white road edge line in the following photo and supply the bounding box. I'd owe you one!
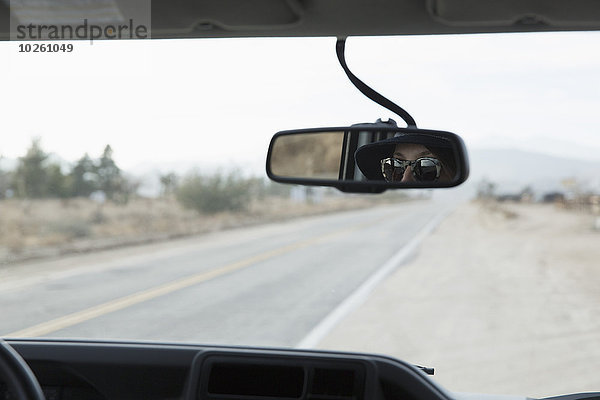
[295,208,451,349]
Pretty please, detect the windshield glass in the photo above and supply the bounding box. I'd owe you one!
[1,33,600,398]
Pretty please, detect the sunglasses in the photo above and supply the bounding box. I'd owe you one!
[380,157,441,182]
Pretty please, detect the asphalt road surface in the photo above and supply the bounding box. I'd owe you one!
[0,199,455,346]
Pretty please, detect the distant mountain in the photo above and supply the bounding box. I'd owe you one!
[467,148,600,195]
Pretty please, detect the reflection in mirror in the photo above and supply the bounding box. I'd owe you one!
[355,133,457,183]
[270,132,344,179]
[267,127,468,190]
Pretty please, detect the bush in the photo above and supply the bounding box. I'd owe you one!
[176,171,252,214]
[48,219,91,239]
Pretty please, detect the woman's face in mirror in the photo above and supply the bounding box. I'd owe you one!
[392,143,455,183]
[392,143,435,183]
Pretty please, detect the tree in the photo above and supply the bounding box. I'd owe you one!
[69,153,97,197]
[159,172,178,197]
[96,145,123,200]
[13,138,48,198]
[0,156,12,199]
[46,163,69,198]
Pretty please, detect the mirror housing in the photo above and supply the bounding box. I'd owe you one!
[266,125,469,193]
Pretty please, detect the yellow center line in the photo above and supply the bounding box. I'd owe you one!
[4,215,387,338]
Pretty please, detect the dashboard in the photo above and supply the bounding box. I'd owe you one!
[1,339,449,400]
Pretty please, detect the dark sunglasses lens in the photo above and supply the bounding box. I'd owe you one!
[382,159,405,182]
[413,159,439,181]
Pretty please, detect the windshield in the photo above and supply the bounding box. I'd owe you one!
[1,34,599,398]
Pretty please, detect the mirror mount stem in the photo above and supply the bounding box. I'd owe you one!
[336,37,418,128]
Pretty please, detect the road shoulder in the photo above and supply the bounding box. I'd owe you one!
[317,202,600,398]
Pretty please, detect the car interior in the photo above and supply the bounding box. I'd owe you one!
[1,1,600,400]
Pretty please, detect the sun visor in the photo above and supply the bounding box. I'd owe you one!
[6,0,124,25]
[427,0,600,27]
[152,0,304,33]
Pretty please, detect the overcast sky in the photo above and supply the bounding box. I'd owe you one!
[1,32,600,176]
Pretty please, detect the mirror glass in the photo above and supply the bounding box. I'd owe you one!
[267,128,468,190]
[270,131,345,179]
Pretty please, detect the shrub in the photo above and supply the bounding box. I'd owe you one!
[176,171,252,214]
[48,219,91,239]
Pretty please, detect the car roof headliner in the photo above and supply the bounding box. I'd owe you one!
[2,0,600,40]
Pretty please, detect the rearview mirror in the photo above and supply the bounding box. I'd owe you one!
[266,125,469,193]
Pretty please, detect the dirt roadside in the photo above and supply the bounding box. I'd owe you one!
[0,194,410,266]
[318,202,600,398]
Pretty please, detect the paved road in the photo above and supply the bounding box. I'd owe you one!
[0,199,453,347]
